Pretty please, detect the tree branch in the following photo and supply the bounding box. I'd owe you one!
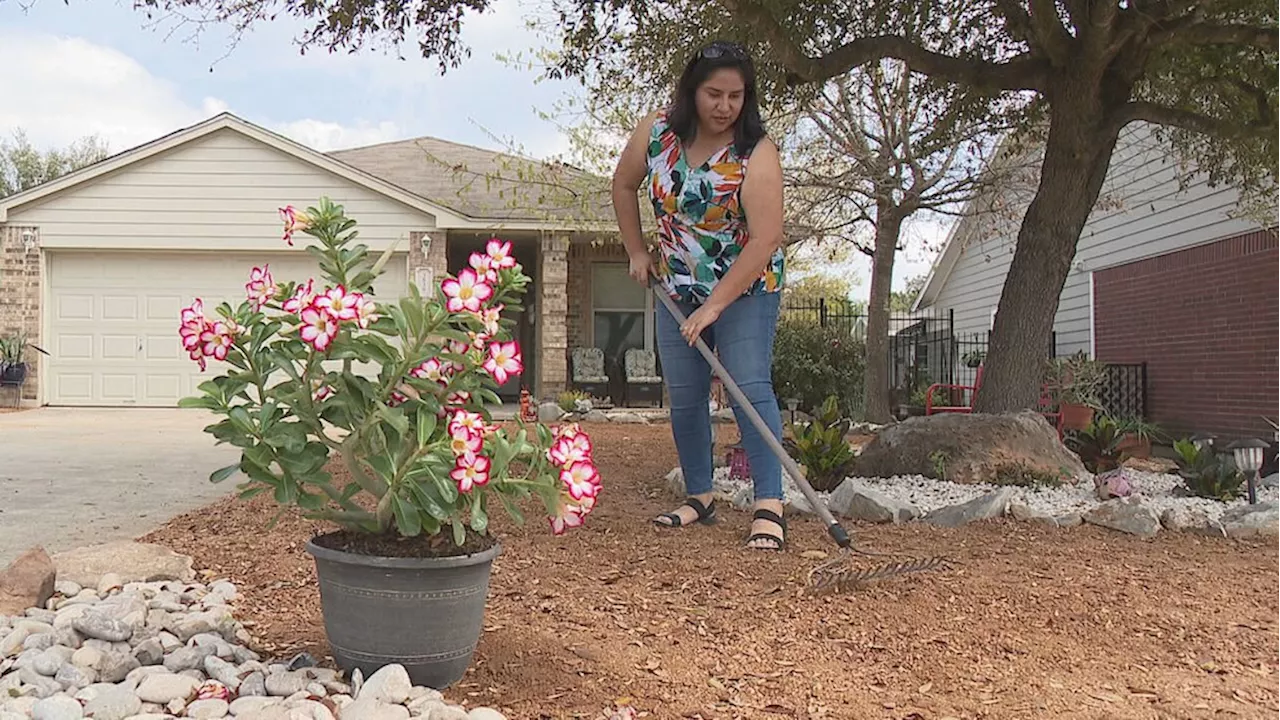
[715,0,1047,91]
[1028,0,1074,65]
[1112,100,1276,139]
[1153,22,1279,51]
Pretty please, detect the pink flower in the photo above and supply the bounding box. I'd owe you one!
[199,321,236,362]
[468,331,490,351]
[284,279,315,314]
[486,238,517,269]
[448,409,487,438]
[299,303,338,351]
[410,358,448,385]
[479,304,504,336]
[549,503,586,535]
[311,378,334,402]
[245,265,277,310]
[355,295,378,329]
[315,286,360,322]
[388,391,409,407]
[549,434,593,467]
[279,205,309,246]
[560,461,601,500]
[441,269,493,313]
[450,453,491,493]
[483,340,522,385]
[469,252,498,284]
[449,428,482,457]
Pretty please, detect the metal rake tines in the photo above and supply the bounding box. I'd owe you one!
[806,553,953,594]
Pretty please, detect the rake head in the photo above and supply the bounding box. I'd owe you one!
[805,550,954,595]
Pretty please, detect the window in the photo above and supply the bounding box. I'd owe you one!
[591,263,654,368]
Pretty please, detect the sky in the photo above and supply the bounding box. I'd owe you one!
[0,0,944,298]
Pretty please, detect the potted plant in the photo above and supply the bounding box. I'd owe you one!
[1043,352,1106,431]
[179,198,600,690]
[1112,416,1164,459]
[961,349,985,369]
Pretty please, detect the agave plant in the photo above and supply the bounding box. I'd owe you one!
[1172,438,1245,502]
[783,394,855,492]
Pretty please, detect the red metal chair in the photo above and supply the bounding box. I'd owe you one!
[924,365,1065,440]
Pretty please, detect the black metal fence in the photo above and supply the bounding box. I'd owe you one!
[781,298,1148,418]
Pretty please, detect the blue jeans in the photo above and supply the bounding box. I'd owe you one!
[655,291,783,501]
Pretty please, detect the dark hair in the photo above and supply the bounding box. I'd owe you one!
[666,40,767,157]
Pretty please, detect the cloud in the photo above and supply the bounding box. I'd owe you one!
[0,29,406,154]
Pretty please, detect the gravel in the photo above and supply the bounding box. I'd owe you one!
[840,469,1280,522]
[0,579,507,720]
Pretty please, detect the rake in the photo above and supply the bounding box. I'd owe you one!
[648,278,952,594]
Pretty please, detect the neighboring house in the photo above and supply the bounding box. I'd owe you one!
[0,112,656,408]
[912,121,1278,441]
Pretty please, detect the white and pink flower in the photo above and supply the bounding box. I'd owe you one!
[549,503,586,535]
[549,433,593,467]
[299,303,339,351]
[449,428,483,457]
[245,265,277,310]
[284,279,315,314]
[279,205,309,246]
[314,285,360,322]
[448,409,487,438]
[468,252,498,284]
[479,304,504,336]
[355,295,379,329]
[560,461,601,500]
[410,358,449,385]
[450,453,491,493]
[486,238,517,269]
[441,269,493,313]
[482,340,522,385]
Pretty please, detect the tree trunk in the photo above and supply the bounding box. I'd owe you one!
[862,203,904,423]
[972,90,1122,413]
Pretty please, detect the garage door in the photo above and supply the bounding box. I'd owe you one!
[46,249,410,406]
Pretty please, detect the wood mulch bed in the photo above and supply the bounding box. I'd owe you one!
[141,423,1279,719]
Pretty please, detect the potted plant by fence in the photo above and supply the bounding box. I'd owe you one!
[179,198,600,690]
[0,332,33,387]
[1043,352,1106,431]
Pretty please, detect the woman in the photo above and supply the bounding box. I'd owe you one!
[610,40,789,551]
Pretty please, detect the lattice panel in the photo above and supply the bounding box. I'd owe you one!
[1099,364,1147,419]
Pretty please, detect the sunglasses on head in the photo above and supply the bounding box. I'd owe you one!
[700,42,748,60]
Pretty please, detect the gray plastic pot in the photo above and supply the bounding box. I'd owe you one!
[304,535,501,690]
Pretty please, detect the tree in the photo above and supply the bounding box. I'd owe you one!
[780,58,1027,422]
[889,273,927,314]
[143,0,1278,411]
[1,130,111,198]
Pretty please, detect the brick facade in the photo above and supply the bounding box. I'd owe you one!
[408,229,448,294]
[1093,228,1279,441]
[567,241,629,351]
[538,235,571,398]
[0,226,41,405]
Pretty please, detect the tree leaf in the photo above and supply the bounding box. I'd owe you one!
[209,464,241,483]
[417,410,437,447]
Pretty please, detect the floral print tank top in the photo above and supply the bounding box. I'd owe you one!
[646,110,786,305]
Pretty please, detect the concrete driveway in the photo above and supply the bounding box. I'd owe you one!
[0,408,242,567]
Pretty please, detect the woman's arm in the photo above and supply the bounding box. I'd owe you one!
[611,110,661,264]
[675,137,786,345]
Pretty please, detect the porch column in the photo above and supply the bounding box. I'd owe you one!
[408,229,448,295]
[538,234,570,399]
[0,226,42,405]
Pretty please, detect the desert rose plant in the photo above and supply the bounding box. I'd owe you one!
[177,197,600,550]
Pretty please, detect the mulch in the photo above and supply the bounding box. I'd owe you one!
[140,422,1280,720]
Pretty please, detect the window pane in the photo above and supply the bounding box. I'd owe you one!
[594,311,645,365]
[592,263,646,309]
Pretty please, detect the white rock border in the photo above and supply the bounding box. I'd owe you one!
[666,466,1280,539]
[0,577,509,720]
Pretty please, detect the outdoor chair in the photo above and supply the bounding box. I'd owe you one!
[569,347,610,400]
[622,347,664,407]
[924,364,1065,440]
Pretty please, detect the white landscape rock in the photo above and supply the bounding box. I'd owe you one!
[0,575,508,720]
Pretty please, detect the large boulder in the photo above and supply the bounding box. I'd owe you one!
[852,410,1088,485]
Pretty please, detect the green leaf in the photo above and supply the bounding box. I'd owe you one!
[496,490,526,525]
[377,404,411,437]
[209,464,241,483]
[405,476,449,520]
[470,497,488,534]
[392,493,422,536]
[451,517,466,546]
[417,410,437,448]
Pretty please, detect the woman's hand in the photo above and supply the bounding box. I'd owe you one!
[680,301,724,346]
[629,249,656,286]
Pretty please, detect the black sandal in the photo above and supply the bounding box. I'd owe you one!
[653,497,718,528]
[745,508,787,551]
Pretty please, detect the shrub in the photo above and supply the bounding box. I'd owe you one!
[783,394,856,492]
[772,318,865,418]
[1065,414,1130,473]
[1172,438,1245,501]
[178,198,600,550]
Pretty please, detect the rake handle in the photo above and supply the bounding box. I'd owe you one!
[648,277,852,550]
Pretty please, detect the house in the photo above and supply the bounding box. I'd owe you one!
[0,112,657,408]
[912,121,1278,442]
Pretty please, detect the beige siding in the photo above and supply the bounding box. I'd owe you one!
[927,122,1269,356]
[7,127,437,251]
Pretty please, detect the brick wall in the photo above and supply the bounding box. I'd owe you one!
[0,225,42,404]
[1093,228,1279,441]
